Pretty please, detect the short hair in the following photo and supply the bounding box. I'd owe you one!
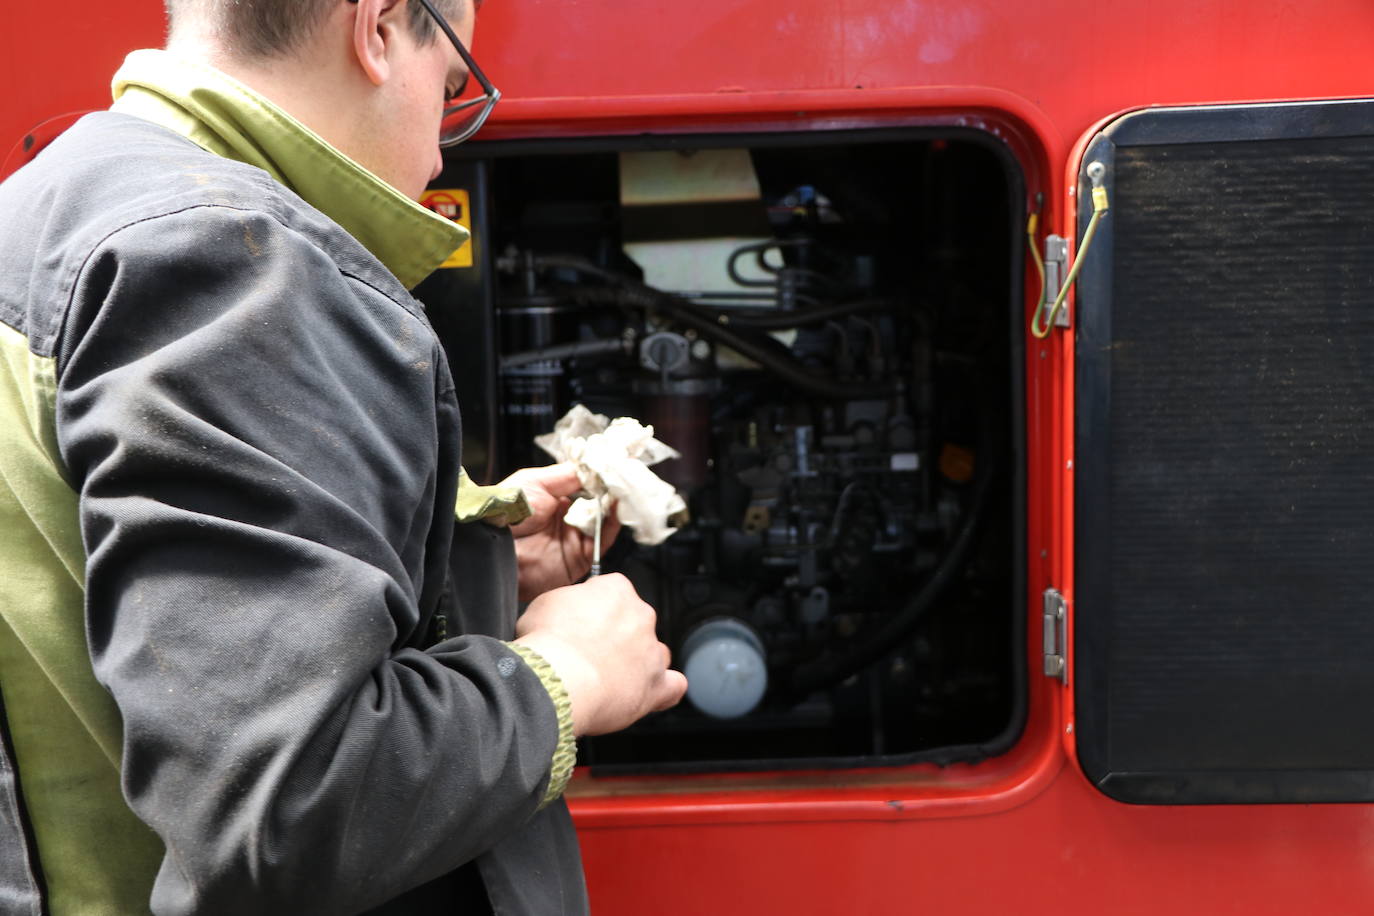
[165,0,464,59]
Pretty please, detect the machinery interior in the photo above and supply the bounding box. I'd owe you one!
[417,128,1027,773]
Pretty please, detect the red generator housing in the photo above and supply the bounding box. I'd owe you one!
[7,2,1374,913]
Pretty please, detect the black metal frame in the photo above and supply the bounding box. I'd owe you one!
[1074,98,1374,804]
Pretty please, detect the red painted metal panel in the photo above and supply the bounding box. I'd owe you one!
[580,767,1374,914]
[6,1,1374,912]
[0,3,163,176]
[5,1,1372,175]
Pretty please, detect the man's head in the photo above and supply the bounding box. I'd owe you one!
[164,0,460,61]
[165,0,478,199]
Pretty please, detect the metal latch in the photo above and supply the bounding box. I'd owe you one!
[1042,588,1067,682]
[1043,236,1071,328]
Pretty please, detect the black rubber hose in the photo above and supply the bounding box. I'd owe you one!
[523,255,635,287]
[499,338,628,370]
[725,240,784,288]
[725,239,833,290]
[720,298,896,330]
[513,253,896,398]
[785,414,1002,697]
[523,254,888,332]
[567,285,897,400]
[527,254,901,329]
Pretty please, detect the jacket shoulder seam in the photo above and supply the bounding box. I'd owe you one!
[54,203,429,375]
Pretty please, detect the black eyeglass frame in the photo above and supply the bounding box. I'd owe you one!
[414,0,500,146]
[348,0,501,146]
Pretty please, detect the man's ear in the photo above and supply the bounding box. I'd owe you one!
[351,0,404,87]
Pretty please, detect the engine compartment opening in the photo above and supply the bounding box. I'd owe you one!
[420,128,1027,773]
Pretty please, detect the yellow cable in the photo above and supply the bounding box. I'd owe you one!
[1027,210,1046,312]
[1031,181,1110,339]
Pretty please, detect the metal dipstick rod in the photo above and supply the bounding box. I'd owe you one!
[590,498,603,578]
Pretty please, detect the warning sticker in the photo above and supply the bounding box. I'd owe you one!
[421,188,474,268]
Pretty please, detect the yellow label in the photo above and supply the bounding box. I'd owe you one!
[421,188,474,268]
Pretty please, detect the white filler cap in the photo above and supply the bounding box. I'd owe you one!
[681,618,768,719]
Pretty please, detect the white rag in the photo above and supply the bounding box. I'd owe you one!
[535,404,687,546]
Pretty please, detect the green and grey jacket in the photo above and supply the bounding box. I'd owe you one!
[0,51,580,916]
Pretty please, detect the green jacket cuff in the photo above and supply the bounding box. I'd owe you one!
[507,642,576,807]
[455,467,532,526]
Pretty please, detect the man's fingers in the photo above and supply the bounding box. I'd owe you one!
[653,669,689,712]
[508,461,583,498]
[521,574,683,733]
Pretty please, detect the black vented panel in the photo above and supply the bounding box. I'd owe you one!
[1075,104,1374,804]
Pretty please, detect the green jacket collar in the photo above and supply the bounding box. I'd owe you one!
[110,49,466,290]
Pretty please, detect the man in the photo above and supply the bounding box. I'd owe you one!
[0,0,686,912]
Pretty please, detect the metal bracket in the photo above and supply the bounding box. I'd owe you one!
[1042,588,1067,683]
[1043,235,1071,328]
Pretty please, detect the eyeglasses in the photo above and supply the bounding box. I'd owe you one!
[414,0,501,146]
[348,0,500,146]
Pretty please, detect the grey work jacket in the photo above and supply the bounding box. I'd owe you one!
[0,112,587,915]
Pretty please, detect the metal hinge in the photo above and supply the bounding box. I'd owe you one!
[1042,588,1067,682]
[1043,236,1071,328]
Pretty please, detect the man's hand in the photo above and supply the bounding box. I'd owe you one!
[513,574,688,736]
[499,462,621,601]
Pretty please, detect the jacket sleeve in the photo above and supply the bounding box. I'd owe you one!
[55,204,560,915]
